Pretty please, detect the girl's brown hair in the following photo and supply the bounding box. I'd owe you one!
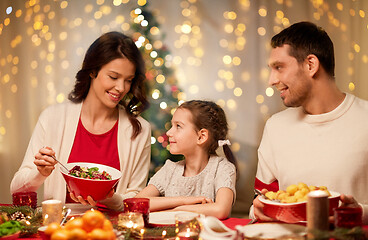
[178,100,237,169]
[68,31,149,139]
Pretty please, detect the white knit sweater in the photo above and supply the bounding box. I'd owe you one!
[10,101,151,211]
[254,93,368,223]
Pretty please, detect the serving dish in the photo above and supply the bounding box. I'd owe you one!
[60,162,121,201]
[260,191,340,223]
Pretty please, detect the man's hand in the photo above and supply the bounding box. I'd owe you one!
[340,194,360,208]
[253,189,276,222]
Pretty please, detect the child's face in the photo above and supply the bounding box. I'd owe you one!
[166,108,199,155]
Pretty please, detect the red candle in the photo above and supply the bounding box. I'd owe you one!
[12,191,37,209]
[123,198,150,227]
[177,230,199,240]
[334,206,362,229]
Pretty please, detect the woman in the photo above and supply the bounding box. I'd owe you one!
[10,32,151,210]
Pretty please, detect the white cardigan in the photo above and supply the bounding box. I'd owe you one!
[10,101,151,210]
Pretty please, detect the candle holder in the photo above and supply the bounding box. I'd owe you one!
[42,199,63,225]
[123,198,150,227]
[334,206,362,229]
[118,212,145,230]
[175,212,200,240]
[12,191,37,209]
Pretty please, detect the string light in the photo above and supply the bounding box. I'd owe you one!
[0,0,366,160]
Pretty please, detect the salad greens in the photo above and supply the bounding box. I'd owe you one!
[68,165,112,180]
[0,220,23,237]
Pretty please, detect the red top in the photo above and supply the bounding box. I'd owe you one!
[255,178,279,192]
[66,117,120,203]
[68,118,120,170]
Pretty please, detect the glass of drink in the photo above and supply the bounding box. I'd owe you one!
[123,198,150,227]
[175,212,200,240]
[334,206,363,229]
[12,191,37,209]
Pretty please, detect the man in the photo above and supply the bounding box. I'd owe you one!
[251,21,368,223]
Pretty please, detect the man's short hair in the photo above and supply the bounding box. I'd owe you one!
[271,21,335,77]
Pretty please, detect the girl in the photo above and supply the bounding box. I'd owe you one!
[11,32,151,211]
[136,100,237,219]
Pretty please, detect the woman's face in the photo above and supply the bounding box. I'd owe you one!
[88,58,135,109]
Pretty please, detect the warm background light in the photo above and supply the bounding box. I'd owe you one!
[0,0,367,217]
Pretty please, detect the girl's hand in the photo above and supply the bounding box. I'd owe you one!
[34,146,57,177]
[184,196,213,205]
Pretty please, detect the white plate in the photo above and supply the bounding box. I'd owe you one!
[236,223,306,239]
[64,203,95,216]
[149,211,196,226]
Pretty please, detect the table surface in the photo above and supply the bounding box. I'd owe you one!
[1,203,367,239]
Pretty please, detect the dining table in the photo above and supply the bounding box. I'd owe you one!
[1,203,368,240]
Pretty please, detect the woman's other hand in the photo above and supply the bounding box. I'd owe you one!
[68,187,114,206]
[34,146,57,177]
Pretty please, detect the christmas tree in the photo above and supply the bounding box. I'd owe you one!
[129,3,184,175]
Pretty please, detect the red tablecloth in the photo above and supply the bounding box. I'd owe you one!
[18,217,251,239]
[1,203,366,239]
[221,217,252,230]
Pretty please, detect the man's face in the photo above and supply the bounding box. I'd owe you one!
[268,44,312,108]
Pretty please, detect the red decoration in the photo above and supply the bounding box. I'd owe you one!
[12,191,37,209]
[334,206,363,229]
[123,198,150,227]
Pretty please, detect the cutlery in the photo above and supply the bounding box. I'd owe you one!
[254,189,280,202]
[60,208,71,225]
[50,155,69,172]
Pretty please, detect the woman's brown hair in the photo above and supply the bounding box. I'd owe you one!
[68,31,149,139]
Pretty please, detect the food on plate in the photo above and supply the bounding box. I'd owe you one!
[264,182,331,203]
[0,213,9,225]
[68,166,112,180]
[0,220,22,237]
[44,210,116,240]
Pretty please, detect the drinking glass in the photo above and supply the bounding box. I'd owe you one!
[118,212,145,230]
[334,206,362,229]
[42,199,63,225]
[12,191,37,209]
[175,212,200,240]
[123,198,150,227]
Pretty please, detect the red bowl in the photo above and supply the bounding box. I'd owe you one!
[260,191,340,223]
[60,162,122,201]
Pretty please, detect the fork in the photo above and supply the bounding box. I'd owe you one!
[254,189,280,202]
[50,155,69,172]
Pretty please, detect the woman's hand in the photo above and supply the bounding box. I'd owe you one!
[253,189,276,222]
[34,146,57,177]
[68,187,114,206]
[69,193,97,206]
